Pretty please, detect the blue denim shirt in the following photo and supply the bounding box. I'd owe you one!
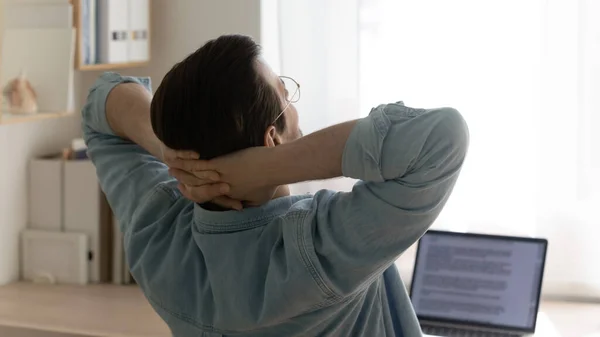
[82,73,469,337]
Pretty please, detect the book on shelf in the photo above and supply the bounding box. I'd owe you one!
[111,212,136,285]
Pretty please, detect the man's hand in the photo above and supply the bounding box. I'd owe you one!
[166,119,358,207]
[163,147,244,210]
[103,81,248,210]
[166,146,279,206]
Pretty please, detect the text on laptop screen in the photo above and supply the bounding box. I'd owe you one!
[410,232,546,330]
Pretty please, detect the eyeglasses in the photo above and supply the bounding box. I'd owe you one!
[272,76,300,124]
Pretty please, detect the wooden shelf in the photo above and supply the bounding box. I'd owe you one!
[78,62,150,72]
[0,111,75,126]
[0,282,170,337]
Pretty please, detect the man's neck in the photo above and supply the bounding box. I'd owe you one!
[273,185,291,199]
[243,185,291,208]
[201,185,291,211]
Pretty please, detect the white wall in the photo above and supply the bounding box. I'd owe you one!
[0,0,83,285]
[0,118,82,285]
[0,0,263,284]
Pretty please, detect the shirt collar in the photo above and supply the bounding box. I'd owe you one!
[193,194,311,233]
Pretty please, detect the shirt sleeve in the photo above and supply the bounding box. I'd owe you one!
[303,102,469,296]
[82,72,177,232]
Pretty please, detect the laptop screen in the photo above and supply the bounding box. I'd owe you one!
[410,230,547,332]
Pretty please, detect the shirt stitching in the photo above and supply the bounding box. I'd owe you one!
[194,217,277,233]
[295,210,342,301]
[370,106,392,138]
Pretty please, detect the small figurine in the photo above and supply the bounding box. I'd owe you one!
[2,70,38,114]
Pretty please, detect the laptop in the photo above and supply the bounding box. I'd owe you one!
[409,230,548,337]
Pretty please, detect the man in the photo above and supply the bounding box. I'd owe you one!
[82,34,468,336]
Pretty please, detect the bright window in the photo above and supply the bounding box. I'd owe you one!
[359,0,600,299]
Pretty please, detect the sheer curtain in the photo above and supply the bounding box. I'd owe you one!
[267,0,600,299]
[359,0,600,299]
[262,0,359,194]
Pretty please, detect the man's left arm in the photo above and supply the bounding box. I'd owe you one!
[82,73,176,231]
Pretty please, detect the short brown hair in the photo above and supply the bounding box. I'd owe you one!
[151,35,285,160]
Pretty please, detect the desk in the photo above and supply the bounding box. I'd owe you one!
[540,300,600,337]
[0,283,170,337]
[0,283,598,337]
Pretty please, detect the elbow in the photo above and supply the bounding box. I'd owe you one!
[436,107,470,163]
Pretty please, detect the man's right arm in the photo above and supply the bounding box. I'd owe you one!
[169,102,469,297]
[268,103,469,296]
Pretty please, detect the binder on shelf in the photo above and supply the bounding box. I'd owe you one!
[99,193,112,283]
[97,0,129,64]
[127,0,150,62]
[81,0,97,64]
[89,0,97,64]
[112,214,123,285]
[124,256,133,284]
[63,160,103,283]
[22,229,88,285]
[82,0,89,63]
[29,158,63,231]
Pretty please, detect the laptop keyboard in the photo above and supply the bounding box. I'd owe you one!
[422,325,520,337]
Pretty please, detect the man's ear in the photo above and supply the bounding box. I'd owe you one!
[264,125,282,147]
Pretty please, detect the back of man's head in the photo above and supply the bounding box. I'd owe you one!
[151,35,285,160]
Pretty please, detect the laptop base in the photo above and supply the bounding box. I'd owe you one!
[422,324,522,337]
